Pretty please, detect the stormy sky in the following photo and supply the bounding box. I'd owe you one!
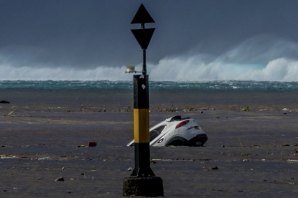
[1,0,298,81]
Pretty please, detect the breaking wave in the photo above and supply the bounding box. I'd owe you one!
[1,36,298,82]
[149,57,298,82]
[1,58,298,82]
[150,36,298,82]
[0,64,131,81]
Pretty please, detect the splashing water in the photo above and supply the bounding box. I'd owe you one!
[1,35,298,82]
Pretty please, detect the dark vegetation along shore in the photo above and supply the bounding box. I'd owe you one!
[0,89,298,197]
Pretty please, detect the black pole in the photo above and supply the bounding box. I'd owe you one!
[123,74,163,197]
[143,49,147,75]
[131,74,154,177]
[141,22,146,75]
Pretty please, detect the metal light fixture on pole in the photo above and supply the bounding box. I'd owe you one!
[123,4,164,197]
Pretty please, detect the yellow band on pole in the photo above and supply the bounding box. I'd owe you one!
[133,108,149,143]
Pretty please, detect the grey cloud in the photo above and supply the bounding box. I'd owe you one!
[1,0,298,68]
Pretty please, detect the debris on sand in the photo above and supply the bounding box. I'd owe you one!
[55,177,65,182]
[7,111,15,117]
[287,159,298,164]
[0,154,17,159]
[240,106,250,112]
[78,141,97,148]
[0,100,10,104]
[88,142,97,147]
[78,144,87,148]
[282,107,291,115]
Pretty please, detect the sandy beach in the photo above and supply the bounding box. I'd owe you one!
[0,89,298,197]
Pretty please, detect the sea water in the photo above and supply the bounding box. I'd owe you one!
[0,80,298,91]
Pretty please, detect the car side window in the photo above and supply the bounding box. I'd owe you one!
[150,125,166,141]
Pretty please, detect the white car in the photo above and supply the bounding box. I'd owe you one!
[127,115,208,147]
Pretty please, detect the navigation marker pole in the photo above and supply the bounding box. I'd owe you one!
[123,4,164,197]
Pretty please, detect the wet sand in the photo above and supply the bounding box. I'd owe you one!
[0,90,298,197]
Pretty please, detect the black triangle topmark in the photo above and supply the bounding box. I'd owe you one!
[131,28,155,50]
[131,4,155,24]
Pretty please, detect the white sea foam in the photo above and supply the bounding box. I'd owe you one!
[1,36,298,82]
[1,57,298,82]
[150,36,298,82]
[2,58,298,82]
[0,64,131,81]
[149,57,298,82]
